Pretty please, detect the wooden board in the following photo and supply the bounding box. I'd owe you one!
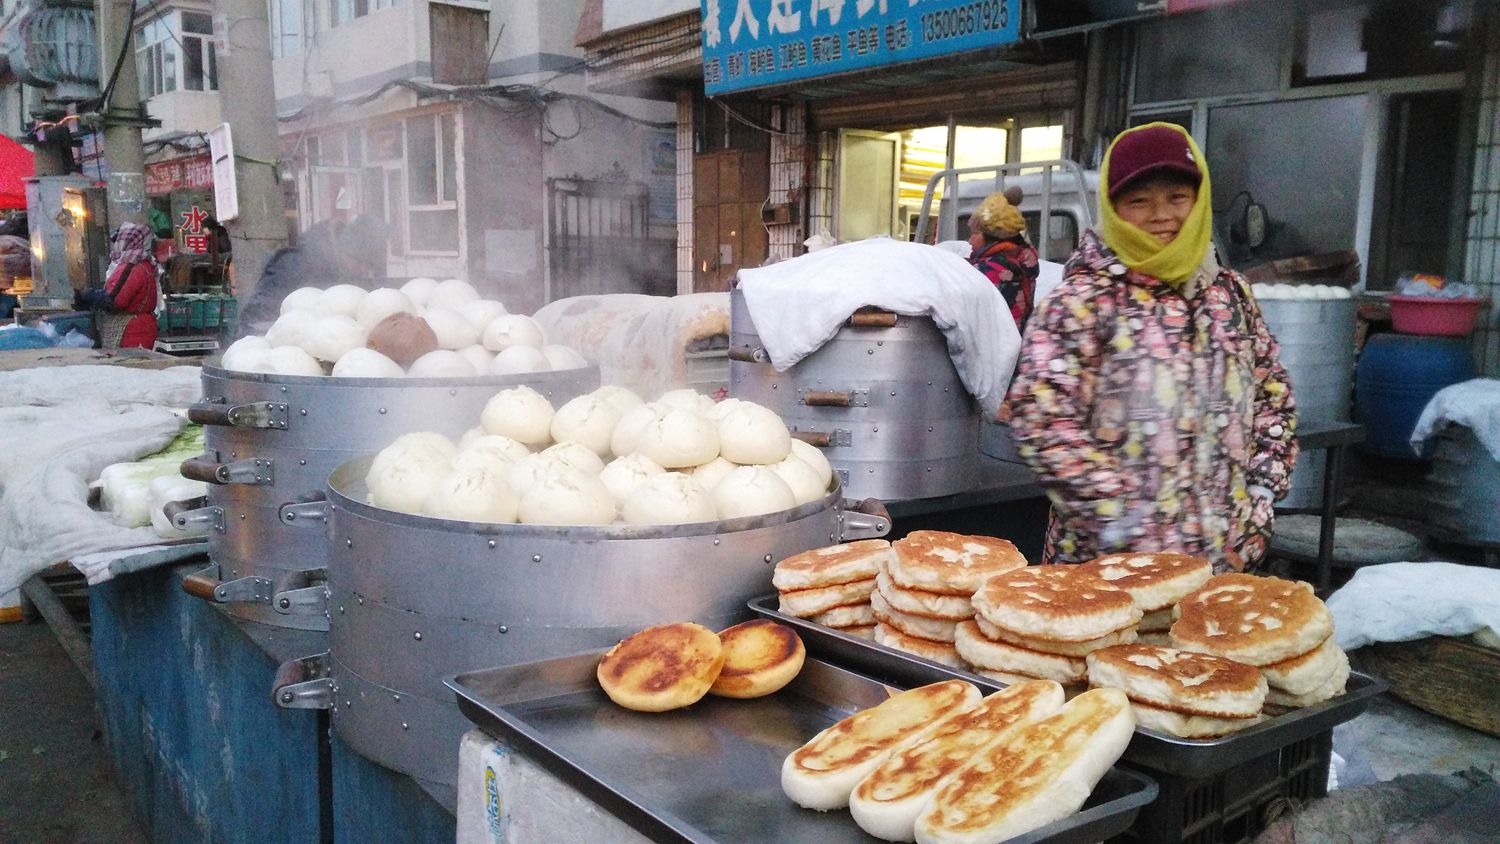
[0,346,186,371]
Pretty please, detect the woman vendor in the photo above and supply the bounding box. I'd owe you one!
[1007,123,1297,573]
[967,187,1041,330]
[90,222,160,349]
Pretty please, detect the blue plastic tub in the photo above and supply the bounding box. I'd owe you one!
[1355,334,1475,459]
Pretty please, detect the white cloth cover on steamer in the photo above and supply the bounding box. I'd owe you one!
[736,237,1022,420]
[1326,561,1500,650]
[1410,378,1500,461]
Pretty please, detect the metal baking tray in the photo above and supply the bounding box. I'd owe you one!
[749,593,1388,778]
[447,652,1158,844]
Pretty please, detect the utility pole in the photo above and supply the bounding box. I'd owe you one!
[212,0,287,300]
[94,0,148,226]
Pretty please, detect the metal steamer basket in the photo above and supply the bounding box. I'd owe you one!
[729,288,981,502]
[173,364,599,630]
[272,457,891,787]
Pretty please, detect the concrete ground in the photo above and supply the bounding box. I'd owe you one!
[0,618,145,844]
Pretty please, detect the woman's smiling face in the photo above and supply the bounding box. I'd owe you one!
[1113,179,1198,244]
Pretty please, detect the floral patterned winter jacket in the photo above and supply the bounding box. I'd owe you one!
[1007,229,1298,572]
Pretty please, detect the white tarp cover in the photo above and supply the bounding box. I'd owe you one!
[737,237,1022,420]
[0,365,200,594]
[1327,561,1500,651]
[1410,378,1500,461]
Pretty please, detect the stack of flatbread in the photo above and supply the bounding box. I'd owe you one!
[774,540,891,639]
[959,565,1143,688]
[1087,643,1268,737]
[872,531,1027,668]
[1079,553,1213,646]
[783,678,1136,843]
[1170,573,1348,712]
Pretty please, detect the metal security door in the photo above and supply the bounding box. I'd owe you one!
[547,178,672,300]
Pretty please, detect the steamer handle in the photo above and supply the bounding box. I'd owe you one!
[162,496,208,524]
[803,391,852,408]
[841,497,892,540]
[187,402,234,427]
[849,311,898,328]
[727,344,768,364]
[791,431,831,448]
[182,570,221,601]
[180,456,228,484]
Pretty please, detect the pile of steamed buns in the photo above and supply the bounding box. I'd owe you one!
[219,277,588,377]
[365,386,837,527]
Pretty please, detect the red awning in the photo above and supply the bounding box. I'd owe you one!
[0,134,34,210]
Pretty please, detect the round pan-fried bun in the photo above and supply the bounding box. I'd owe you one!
[1131,700,1265,738]
[1264,648,1350,708]
[889,531,1027,596]
[1171,574,1333,666]
[913,688,1135,844]
[778,577,877,618]
[709,620,805,699]
[782,679,981,811]
[872,589,960,642]
[810,602,876,628]
[838,623,877,640]
[974,615,1138,657]
[773,539,894,591]
[1260,635,1344,696]
[877,572,975,620]
[1079,552,1213,612]
[972,565,1141,642]
[1086,644,1267,719]
[954,621,1088,684]
[874,623,966,669]
[850,681,1065,842]
[597,622,725,712]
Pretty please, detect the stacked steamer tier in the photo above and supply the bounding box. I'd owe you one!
[874,531,1028,668]
[961,566,1142,690]
[1170,574,1349,713]
[773,540,891,639]
[1078,553,1213,647]
[1086,645,1268,738]
[181,364,598,629]
[729,290,982,502]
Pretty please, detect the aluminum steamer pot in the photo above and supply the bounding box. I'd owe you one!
[272,457,891,787]
[729,288,980,501]
[175,364,599,630]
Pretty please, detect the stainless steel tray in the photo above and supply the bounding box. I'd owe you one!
[749,594,1387,778]
[447,652,1157,844]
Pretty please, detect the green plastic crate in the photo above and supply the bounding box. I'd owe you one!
[162,295,237,331]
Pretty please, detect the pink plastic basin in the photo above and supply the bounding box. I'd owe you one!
[1389,295,1485,337]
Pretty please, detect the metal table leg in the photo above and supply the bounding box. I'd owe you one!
[1316,444,1347,593]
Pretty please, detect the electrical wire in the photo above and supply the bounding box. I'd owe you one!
[95,0,144,111]
[717,100,795,137]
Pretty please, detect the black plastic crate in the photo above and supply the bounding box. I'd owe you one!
[1112,731,1332,844]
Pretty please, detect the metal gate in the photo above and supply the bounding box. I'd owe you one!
[546,177,673,300]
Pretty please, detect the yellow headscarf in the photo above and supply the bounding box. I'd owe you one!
[1098,123,1213,285]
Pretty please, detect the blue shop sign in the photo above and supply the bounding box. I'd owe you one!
[700,0,1021,95]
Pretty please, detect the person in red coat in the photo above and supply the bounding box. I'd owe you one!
[94,222,160,348]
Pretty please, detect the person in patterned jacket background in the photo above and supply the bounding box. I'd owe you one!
[967,187,1041,330]
[1007,122,1297,573]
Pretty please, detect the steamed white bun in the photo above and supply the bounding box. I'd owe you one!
[407,349,479,378]
[423,307,480,350]
[279,286,323,314]
[331,347,404,378]
[610,402,668,458]
[463,300,509,331]
[541,344,588,371]
[550,394,623,457]
[635,408,720,469]
[356,288,417,329]
[266,309,319,349]
[422,464,519,523]
[789,438,835,489]
[717,401,791,464]
[400,277,439,306]
[657,388,718,417]
[480,385,555,446]
[427,278,479,311]
[262,345,324,376]
[770,454,828,505]
[621,473,716,525]
[540,441,606,476]
[517,469,615,525]
[690,456,739,492]
[490,345,550,375]
[221,335,270,371]
[711,465,795,519]
[303,315,368,362]
[591,385,644,417]
[319,284,367,318]
[455,345,495,373]
[599,454,666,502]
[482,314,546,351]
[457,434,532,469]
[365,432,458,514]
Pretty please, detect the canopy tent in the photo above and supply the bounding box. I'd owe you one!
[0,135,34,210]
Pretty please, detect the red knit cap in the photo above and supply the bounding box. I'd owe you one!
[1106,124,1202,198]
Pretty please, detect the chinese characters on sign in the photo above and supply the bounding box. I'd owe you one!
[700,0,1019,95]
[180,205,212,254]
[145,154,214,195]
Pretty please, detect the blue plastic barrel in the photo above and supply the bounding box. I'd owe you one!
[1355,334,1475,459]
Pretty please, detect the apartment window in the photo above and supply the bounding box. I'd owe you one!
[135,17,176,98]
[181,13,218,91]
[135,12,218,99]
[271,0,317,57]
[405,112,459,255]
[332,0,400,28]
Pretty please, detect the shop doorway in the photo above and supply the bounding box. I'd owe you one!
[1367,90,1463,289]
[692,148,769,292]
